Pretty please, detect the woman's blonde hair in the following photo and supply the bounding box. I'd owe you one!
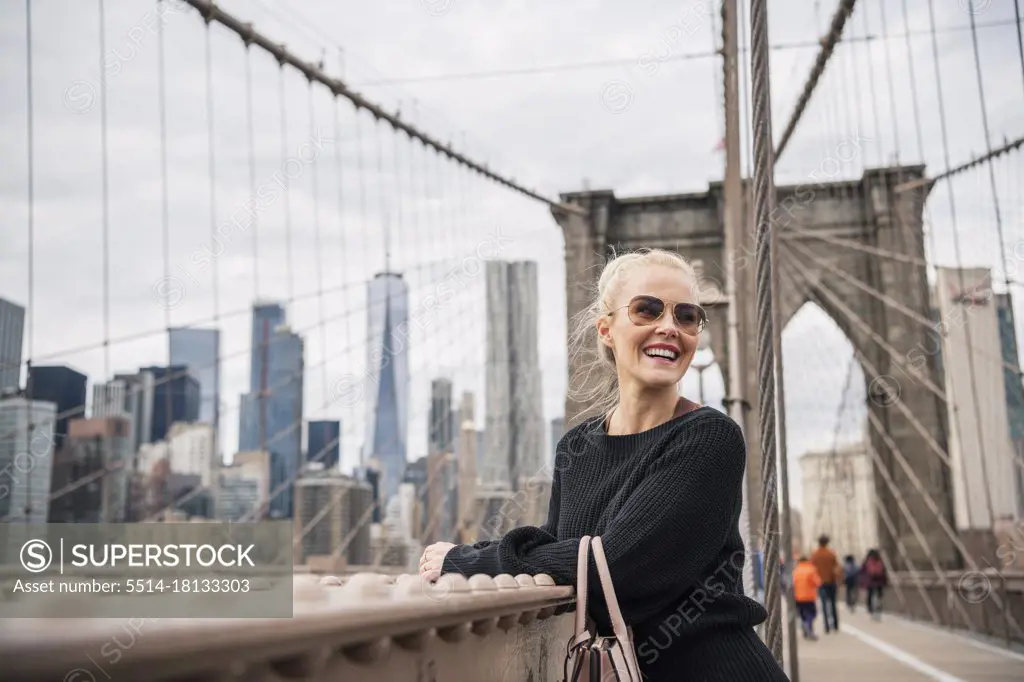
[567,247,700,422]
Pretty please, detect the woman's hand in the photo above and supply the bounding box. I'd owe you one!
[418,542,456,582]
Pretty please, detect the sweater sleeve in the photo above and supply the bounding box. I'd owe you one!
[441,463,562,576]
[446,417,747,624]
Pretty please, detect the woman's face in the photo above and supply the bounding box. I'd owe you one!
[597,264,702,392]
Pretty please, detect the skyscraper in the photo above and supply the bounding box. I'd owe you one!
[364,273,409,504]
[239,302,304,518]
[935,267,1019,531]
[169,327,221,436]
[249,302,286,394]
[995,293,1024,519]
[94,370,155,455]
[239,317,303,519]
[483,261,545,490]
[429,378,454,455]
[50,416,132,523]
[307,419,340,469]
[0,396,56,524]
[143,366,200,443]
[26,365,88,449]
[0,297,25,394]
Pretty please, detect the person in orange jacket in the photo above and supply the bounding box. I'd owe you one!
[792,556,823,640]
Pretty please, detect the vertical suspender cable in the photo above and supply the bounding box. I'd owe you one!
[749,0,784,666]
[245,44,259,300]
[204,16,218,322]
[309,82,328,424]
[203,12,221,474]
[352,108,369,471]
[332,67,352,472]
[392,122,405,272]
[861,5,884,166]
[243,39,260,473]
[99,0,111,382]
[876,0,901,168]
[279,64,294,307]
[1015,0,1024,95]
[24,0,35,522]
[157,0,173,508]
[376,119,391,272]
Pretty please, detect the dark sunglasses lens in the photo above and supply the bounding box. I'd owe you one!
[674,304,704,330]
[628,296,664,323]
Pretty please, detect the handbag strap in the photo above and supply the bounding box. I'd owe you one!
[591,537,642,680]
[573,535,591,637]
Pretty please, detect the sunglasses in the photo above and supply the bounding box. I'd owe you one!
[607,295,707,334]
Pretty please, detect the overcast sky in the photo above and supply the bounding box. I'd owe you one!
[1,0,1022,516]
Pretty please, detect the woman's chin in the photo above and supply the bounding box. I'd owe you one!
[632,366,685,389]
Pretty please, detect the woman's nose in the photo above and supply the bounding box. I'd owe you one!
[654,317,680,336]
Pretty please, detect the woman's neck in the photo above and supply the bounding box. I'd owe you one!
[607,383,688,435]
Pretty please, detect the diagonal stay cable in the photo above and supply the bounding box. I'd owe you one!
[784,238,1024,378]
[782,249,947,401]
[775,0,858,160]
[780,227,928,267]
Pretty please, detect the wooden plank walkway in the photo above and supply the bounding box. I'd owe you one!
[782,606,1024,680]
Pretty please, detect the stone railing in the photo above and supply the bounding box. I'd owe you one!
[0,572,577,682]
[886,569,1024,645]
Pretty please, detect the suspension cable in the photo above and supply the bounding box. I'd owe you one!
[157,0,174,479]
[786,238,1023,377]
[332,58,352,472]
[99,0,111,381]
[749,0,784,665]
[23,0,35,523]
[1017,0,1024,95]
[202,11,222,466]
[309,80,329,422]
[244,40,259,300]
[774,0,857,160]
[278,63,294,306]
[869,468,959,627]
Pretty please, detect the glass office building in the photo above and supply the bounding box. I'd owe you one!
[307,419,340,469]
[239,303,303,519]
[0,297,25,394]
[143,365,200,443]
[364,273,409,505]
[26,365,88,448]
[169,327,220,435]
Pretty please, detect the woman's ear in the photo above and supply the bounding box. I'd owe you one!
[596,314,614,349]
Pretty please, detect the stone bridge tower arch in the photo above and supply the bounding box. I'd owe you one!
[551,166,959,570]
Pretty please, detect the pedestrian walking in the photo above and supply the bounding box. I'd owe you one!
[811,534,842,633]
[792,556,822,641]
[843,554,859,611]
[860,549,888,621]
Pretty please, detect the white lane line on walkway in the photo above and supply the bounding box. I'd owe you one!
[844,624,968,682]
[890,615,1024,663]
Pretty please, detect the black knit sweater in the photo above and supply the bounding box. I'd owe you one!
[441,406,788,680]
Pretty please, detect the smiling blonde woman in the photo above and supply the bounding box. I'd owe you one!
[419,248,788,681]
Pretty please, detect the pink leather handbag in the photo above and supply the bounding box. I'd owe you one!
[563,536,642,681]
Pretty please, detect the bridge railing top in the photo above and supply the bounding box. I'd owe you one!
[0,572,574,682]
